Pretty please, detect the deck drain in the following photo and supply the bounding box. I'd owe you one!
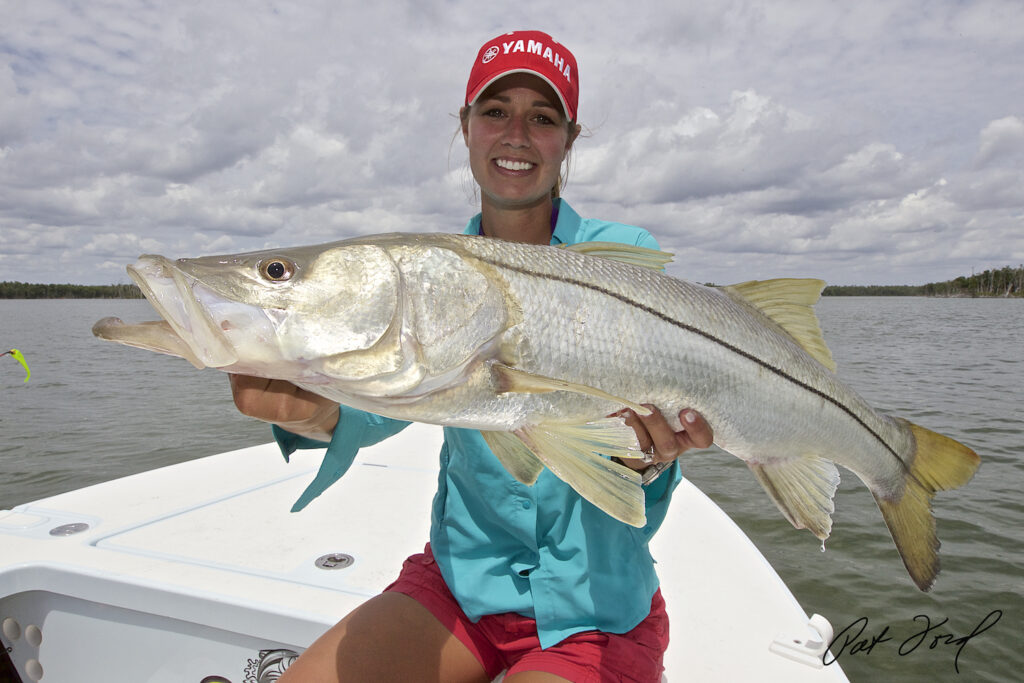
[315,553,355,570]
[49,523,90,536]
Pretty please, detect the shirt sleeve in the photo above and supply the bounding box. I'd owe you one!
[634,230,660,250]
[273,406,411,511]
[639,461,681,536]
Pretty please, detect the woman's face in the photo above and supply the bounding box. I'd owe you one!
[462,73,579,211]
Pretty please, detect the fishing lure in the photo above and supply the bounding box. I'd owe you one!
[2,349,30,382]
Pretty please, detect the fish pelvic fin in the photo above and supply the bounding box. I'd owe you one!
[561,241,674,271]
[515,419,646,528]
[874,420,980,591]
[748,457,840,540]
[481,430,544,485]
[722,279,836,372]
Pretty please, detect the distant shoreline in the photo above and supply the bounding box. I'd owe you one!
[822,285,1022,298]
[0,282,143,299]
[3,268,1022,299]
[823,265,1022,297]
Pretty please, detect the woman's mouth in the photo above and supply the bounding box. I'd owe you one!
[494,158,536,172]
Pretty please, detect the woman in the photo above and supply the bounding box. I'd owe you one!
[231,30,713,683]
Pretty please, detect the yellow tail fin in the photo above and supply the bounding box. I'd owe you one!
[874,421,980,591]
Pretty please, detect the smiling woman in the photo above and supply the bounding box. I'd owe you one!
[456,32,584,248]
[225,30,715,683]
[460,72,580,229]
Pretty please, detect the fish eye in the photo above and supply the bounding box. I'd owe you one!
[258,258,295,282]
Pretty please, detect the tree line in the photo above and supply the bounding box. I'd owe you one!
[4,265,1023,299]
[824,265,1024,298]
[0,282,143,299]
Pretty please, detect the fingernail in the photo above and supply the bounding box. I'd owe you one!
[683,410,696,424]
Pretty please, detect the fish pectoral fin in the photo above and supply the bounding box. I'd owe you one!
[722,279,836,372]
[491,363,652,416]
[515,419,646,528]
[481,431,544,485]
[561,241,674,271]
[748,456,840,540]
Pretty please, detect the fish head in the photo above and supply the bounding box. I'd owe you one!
[122,242,399,379]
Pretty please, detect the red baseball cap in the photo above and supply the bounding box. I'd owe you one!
[465,30,579,121]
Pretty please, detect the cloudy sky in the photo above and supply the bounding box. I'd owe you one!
[1,0,1021,286]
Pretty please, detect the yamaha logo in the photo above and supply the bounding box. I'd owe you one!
[484,38,571,82]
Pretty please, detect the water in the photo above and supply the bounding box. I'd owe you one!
[684,297,1023,683]
[1,297,1021,682]
[0,300,269,504]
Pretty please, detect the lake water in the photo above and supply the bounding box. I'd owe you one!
[1,297,1021,682]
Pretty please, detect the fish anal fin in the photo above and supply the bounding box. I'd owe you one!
[875,421,980,591]
[516,419,646,527]
[561,241,674,271]
[491,363,652,416]
[481,430,544,485]
[748,456,840,540]
[722,279,836,372]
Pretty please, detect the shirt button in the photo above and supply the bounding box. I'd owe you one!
[521,500,532,510]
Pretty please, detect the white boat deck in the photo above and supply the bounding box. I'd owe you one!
[0,424,848,682]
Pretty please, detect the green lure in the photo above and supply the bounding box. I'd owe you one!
[2,349,30,382]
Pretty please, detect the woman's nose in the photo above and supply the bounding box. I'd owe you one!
[501,116,530,148]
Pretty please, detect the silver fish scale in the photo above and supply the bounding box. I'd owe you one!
[437,235,913,492]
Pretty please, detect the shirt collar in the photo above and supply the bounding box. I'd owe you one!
[549,198,581,245]
[462,199,580,247]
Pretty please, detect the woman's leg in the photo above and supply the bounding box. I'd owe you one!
[279,591,491,683]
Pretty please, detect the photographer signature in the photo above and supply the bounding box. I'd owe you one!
[824,610,1001,673]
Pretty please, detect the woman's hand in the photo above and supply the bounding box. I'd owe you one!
[228,374,340,442]
[618,405,713,471]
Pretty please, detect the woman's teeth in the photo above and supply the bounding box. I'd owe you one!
[495,159,535,171]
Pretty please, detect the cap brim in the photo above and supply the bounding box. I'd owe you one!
[466,68,574,121]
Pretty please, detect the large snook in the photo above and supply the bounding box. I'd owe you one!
[93,233,979,591]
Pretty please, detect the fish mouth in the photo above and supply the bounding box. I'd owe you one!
[127,255,239,368]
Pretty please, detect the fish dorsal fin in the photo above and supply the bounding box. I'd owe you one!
[516,419,646,527]
[491,363,653,416]
[562,241,674,271]
[722,279,836,372]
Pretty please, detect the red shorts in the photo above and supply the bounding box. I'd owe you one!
[383,545,669,683]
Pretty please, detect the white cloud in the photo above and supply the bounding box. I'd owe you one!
[0,0,1021,285]
[975,116,1024,169]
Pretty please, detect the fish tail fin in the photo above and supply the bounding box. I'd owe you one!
[874,421,980,591]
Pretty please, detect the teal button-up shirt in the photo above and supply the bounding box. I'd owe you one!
[276,199,681,648]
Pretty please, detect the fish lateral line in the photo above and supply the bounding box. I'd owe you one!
[475,255,908,470]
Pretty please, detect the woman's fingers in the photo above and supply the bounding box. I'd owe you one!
[621,405,714,464]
